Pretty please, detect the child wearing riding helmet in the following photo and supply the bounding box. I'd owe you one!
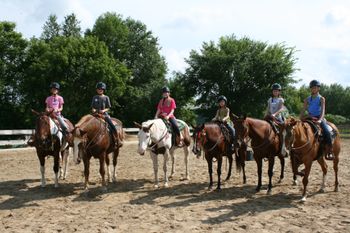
[266,83,285,123]
[301,79,333,159]
[91,82,119,147]
[154,86,181,146]
[212,95,235,151]
[45,82,69,136]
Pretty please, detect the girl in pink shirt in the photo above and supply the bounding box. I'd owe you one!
[155,86,181,146]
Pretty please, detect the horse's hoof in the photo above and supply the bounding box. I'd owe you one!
[300,196,307,202]
[208,186,213,191]
[318,188,325,193]
[278,178,283,184]
[112,177,117,183]
[267,189,272,195]
[102,186,108,192]
[215,187,222,192]
[164,183,169,188]
[154,184,159,189]
[334,187,339,192]
[255,187,261,193]
[292,180,298,186]
[54,184,59,188]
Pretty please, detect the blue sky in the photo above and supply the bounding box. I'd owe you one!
[1,0,350,87]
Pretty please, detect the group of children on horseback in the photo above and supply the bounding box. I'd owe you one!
[29,78,334,159]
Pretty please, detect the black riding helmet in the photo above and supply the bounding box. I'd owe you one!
[162,86,170,93]
[309,80,321,88]
[50,82,60,90]
[271,83,282,90]
[217,95,227,103]
[96,82,107,90]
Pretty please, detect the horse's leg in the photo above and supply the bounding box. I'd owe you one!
[242,161,247,184]
[163,150,169,187]
[217,156,223,190]
[333,151,340,192]
[99,153,107,191]
[105,153,111,183]
[267,156,275,194]
[317,157,328,192]
[256,156,263,192]
[83,156,90,190]
[169,147,175,179]
[278,154,285,183]
[112,149,119,183]
[38,153,46,187]
[59,151,63,179]
[184,146,190,180]
[301,161,312,202]
[290,153,298,186]
[151,152,159,188]
[53,150,60,188]
[206,155,213,190]
[62,149,69,180]
[225,154,233,181]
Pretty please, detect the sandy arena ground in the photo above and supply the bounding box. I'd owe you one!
[0,137,349,233]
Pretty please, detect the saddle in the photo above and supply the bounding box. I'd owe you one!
[214,121,232,143]
[161,118,186,147]
[264,115,283,135]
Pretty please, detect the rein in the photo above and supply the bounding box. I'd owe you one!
[147,125,169,151]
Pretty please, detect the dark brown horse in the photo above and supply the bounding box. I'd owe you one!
[284,117,341,201]
[72,114,124,190]
[231,115,285,194]
[192,122,233,190]
[30,110,74,187]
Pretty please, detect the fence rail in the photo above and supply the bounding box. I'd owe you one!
[0,128,140,146]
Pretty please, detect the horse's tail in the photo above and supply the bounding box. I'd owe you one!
[235,146,245,174]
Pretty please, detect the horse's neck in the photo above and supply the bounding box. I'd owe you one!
[84,118,107,139]
[295,122,314,145]
[150,119,167,140]
[247,118,271,141]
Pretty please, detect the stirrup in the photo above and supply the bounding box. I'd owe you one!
[325,153,334,160]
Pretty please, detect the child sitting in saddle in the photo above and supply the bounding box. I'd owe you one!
[91,82,120,147]
[212,95,235,153]
[265,83,287,156]
[154,86,182,146]
[301,79,333,160]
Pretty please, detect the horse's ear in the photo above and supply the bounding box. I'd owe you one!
[46,109,54,116]
[134,122,142,129]
[146,123,154,130]
[31,109,40,116]
[239,113,247,120]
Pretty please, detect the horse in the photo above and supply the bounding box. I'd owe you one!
[72,114,124,190]
[30,109,74,187]
[284,117,341,201]
[231,115,285,194]
[134,118,191,188]
[192,122,234,190]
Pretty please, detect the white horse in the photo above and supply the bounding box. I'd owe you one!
[135,119,191,188]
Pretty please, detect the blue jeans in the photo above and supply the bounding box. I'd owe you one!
[169,117,180,136]
[226,123,235,141]
[56,115,68,134]
[320,119,332,145]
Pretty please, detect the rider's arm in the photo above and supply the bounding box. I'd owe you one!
[319,97,326,122]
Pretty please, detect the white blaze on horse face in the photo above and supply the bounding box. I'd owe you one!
[137,130,150,155]
[73,137,82,164]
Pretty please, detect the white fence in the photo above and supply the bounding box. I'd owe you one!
[0,128,140,146]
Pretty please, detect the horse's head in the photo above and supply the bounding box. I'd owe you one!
[72,126,87,164]
[284,117,299,150]
[134,121,154,156]
[32,109,53,149]
[231,113,249,147]
[191,124,204,157]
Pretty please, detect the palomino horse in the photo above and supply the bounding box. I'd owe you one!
[135,119,191,188]
[284,117,341,201]
[192,122,234,190]
[231,115,285,194]
[73,114,124,190]
[31,110,73,187]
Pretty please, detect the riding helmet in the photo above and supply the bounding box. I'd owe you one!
[162,86,170,93]
[217,95,227,103]
[309,80,321,88]
[96,82,107,90]
[271,83,282,90]
[50,82,60,90]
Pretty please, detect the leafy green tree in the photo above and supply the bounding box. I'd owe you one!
[41,14,61,41]
[90,12,167,125]
[179,35,298,121]
[62,13,81,37]
[0,21,27,129]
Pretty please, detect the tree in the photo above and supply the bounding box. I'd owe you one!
[91,12,167,125]
[0,21,27,129]
[41,14,61,41]
[20,36,130,125]
[62,13,81,37]
[179,35,298,121]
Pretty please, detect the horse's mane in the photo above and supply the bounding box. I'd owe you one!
[75,114,94,128]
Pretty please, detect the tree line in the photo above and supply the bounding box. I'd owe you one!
[1,12,349,129]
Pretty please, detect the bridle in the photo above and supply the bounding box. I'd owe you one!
[286,121,318,153]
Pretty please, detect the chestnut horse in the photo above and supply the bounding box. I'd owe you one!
[284,117,341,201]
[231,115,285,194]
[31,110,73,187]
[135,119,191,188]
[192,122,234,190]
[73,114,124,190]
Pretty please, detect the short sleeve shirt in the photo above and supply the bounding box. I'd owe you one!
[157,97,176,118]
[45,95,64,115]
[268,97,284,116]
[91,95,111,111]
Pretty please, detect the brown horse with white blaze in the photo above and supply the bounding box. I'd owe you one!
[284,117,341,201]
[192,122,234,190]
[31,110,74,187]
[231,115,285,194]
[73,114,124,190]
